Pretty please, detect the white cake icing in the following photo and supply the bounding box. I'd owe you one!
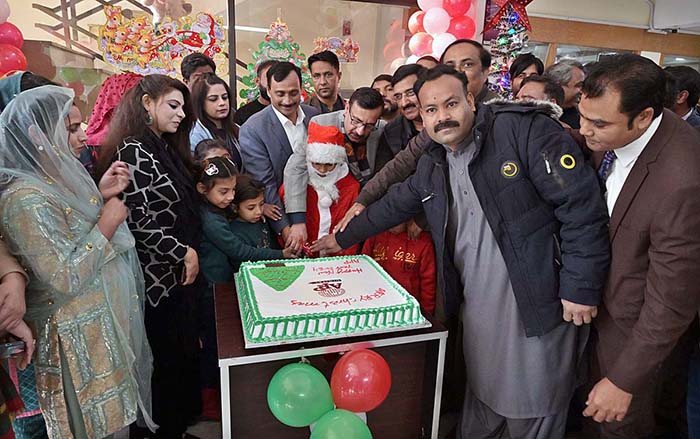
[236,255,429,347]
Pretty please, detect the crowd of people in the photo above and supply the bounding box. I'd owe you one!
[0,35,697,439]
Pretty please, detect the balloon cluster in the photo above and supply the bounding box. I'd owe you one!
[267,349,392,438]
[0,0,27,77]
[405,0,477,65]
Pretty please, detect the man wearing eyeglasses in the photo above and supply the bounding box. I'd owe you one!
[376,64,426,172]
[282,87,386,247]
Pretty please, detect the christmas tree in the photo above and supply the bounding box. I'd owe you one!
[487,4,529,97]
[238,18,314,105]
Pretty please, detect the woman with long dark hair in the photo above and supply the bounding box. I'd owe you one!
[97,74,203,439]
[189,73,243,170]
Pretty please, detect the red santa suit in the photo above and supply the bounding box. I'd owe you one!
[304,122,360,257]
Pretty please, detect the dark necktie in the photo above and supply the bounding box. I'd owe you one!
[598,150,617,182]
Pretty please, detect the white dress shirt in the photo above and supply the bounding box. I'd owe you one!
[272,105,307,153]
[682,108,694,121]
[604,113,663,214]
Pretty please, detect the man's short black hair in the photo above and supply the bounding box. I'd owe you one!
[664,65,700,108]
[256,59,279,77]
[582,54,665,129]
[308,50,340,72]
[391,64,426,87]
[414,64,469,102]
[180,53,216,80]
[266,62,302,87]
[348,87,383,110]
[520,75,565,106]
[509,53,544,81]
[371,74,392,87]
[439,39,491,70]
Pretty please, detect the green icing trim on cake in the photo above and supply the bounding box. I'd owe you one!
[235,255,427,344]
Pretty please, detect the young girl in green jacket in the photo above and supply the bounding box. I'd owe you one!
[195,151,295,419]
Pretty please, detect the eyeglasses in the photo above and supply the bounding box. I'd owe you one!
[393,89,416,102]
[348,110,379,132]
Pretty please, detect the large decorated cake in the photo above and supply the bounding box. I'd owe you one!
[235,255,430,347]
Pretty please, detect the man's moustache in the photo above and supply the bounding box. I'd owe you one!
[402,104,417,111]
[434,120,460,132]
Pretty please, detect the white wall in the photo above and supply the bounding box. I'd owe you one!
[528,0,651,28]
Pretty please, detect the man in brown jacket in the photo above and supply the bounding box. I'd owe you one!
[579,54,700,437]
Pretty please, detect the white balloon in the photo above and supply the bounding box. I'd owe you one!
[0,0,10,24]
[390,57,407,74]
[406,55,419,65]
[418,0,443,12]
[432,32,457,58]
[423,8,451,36]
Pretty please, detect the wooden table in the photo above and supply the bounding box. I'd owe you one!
[215,282,448,439]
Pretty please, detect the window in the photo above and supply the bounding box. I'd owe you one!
[663,54,700,71]
[555,44,631,64]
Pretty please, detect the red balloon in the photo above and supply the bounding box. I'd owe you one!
[443,0,472,18]
[408,10,425,34]
[0,22,23,49]
[330,349,391,413]
[447,15,476,40]
[0,44,26,76]
[408,32,433,57]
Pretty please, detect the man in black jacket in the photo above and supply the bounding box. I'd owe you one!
[312,65,610,438]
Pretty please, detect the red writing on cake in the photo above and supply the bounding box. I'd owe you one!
[290,298,357,308]
[312,261,364,276]
[312,266,335,276]
[359,288,387,302]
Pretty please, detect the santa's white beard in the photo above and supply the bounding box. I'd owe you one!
[307,162,349,208]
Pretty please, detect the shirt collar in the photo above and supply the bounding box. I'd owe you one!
[682,108,694,121]
[272,105,305,127]
[614,113,663,168]
[443,133,474,155]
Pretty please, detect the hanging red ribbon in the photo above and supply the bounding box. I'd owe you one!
[483,0,534,33]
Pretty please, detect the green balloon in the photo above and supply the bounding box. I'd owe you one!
[59,67,79,83]
[311,409,373,439]
[267,363,334,427]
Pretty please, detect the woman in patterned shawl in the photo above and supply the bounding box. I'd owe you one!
[0,85,154,438]
[97,74,203,439]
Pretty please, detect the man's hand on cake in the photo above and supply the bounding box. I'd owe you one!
[182,247,199,285]
[282,245,299,259]
[334,202,365,233]
[310,234,342,254]
[286,223,307,253]
[263,203,282,221]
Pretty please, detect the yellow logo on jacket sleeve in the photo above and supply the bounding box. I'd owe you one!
[559,154,576,170]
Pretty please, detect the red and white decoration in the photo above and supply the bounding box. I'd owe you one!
[385,0,478,72]
[0,0,27,77]
[305,122,360,257]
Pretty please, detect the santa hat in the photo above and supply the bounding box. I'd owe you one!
[306,122,346,164]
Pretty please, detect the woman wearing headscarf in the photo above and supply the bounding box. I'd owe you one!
[97,74,202,439]
[0,85,154,438]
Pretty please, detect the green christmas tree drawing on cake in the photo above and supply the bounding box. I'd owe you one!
[238,18,315,105]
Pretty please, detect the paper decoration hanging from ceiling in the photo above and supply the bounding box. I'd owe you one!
[312,37,360,64]
[98,6,227,77]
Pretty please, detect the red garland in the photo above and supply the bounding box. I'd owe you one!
[483,0,534,33]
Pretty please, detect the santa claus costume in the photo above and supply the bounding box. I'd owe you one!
[302,122,360,257]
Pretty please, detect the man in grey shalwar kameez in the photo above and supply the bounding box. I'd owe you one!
[311,65,610,439]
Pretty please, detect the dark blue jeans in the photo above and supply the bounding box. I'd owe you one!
[688,346,700,439]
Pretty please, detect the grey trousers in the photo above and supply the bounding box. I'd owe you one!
[459,387,568,439]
